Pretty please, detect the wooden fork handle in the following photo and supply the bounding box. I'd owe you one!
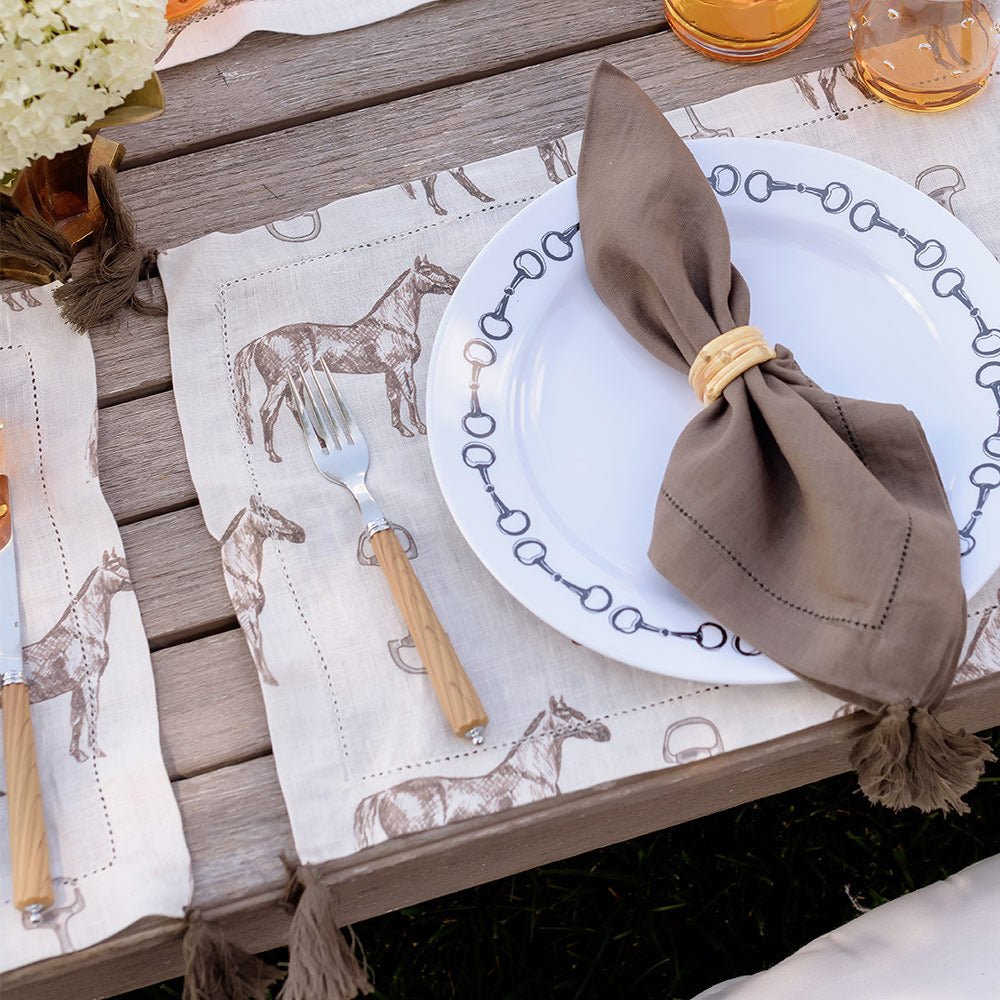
[370,528,488,738]
[3,680,54,913]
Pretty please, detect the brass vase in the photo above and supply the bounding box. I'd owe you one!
[1,74,166,284]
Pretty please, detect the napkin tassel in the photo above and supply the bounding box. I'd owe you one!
[280,863,373,1000]
[53,165,165,332]
[181,909,283,1000]
[850,704,995,815]
[0,204,74,282]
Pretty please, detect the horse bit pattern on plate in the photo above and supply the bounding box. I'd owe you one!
[732,166,1000,557]
[457,165,999,656]
[459,219,755,655]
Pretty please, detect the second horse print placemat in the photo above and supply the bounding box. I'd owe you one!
[0,287,191,973]
[158,0,437,69]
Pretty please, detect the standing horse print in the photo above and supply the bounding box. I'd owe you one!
[792,63,867,120]
[220,496,305,686]
[400,167,495,216]
[353,696,612,848]
[2,287,42,312]
[25,550,132,761]
[537,138,576,184]
[85,407,99,480]
[234,256,460,462]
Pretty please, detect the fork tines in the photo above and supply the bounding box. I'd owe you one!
[287,360,358,453]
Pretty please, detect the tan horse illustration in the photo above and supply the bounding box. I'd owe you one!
[85,407,99,480]
[234,256,460,462]
[220,496,305,686]
[26,550,133,761]
[401,168,494,216]
[537,139,576,184]
[2,287,42,312]
[793,63,867,120]
[353,696,611,848]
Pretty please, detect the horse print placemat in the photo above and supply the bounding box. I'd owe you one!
[161,62,1000,867]
[157,0,436,70]
[0,287,191,973]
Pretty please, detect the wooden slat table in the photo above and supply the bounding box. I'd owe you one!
[7,1,1000,996]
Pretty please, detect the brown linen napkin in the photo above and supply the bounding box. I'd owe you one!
[577,62,994,813]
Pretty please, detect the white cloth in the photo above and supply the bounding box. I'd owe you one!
[0,286,191,973]
[160,64,1000,870]
[689,854,1000,999]
[157,0,436,70]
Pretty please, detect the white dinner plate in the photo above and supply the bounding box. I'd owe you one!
[427,138,1000,685]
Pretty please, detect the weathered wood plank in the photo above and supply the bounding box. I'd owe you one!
[98,390,194,524]
[7,674,1000,1000]
[180,756,292,907]
[91,287,172,407]
[110,0,666,166]
[120,506,233,647]
[119,20,853,248]
[153,630,268,781]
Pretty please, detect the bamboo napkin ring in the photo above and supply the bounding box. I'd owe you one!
[688,326,776,405]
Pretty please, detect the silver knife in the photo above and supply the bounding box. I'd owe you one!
[1,418,53,923]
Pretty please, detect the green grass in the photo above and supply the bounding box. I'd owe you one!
[118,725,1000,1000]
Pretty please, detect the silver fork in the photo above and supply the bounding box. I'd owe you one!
[288,361,488,744]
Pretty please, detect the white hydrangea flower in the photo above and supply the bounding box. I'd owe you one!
[0,0,167,177]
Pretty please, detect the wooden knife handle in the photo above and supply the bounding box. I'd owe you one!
[370,528,488,738]
[3,681,54,912]
[0,474,11,549]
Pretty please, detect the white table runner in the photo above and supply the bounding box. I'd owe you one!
[158,0,437,70]
[160,63,1000,869]
[0,287,191,973]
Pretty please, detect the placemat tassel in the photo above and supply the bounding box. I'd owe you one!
[850,704,995,814]
[181,910,284,1000]
[280,864,373,1000]
[0,205,74,282]
[53,165,165,332]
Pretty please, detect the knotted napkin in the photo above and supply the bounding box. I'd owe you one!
[577,62,994,813]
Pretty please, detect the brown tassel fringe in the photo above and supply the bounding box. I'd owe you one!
[0,204,74,282]
[53,165,165,332]
[850,703,996,815]
[280,864,373,1000]
[182,910,284,1000]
